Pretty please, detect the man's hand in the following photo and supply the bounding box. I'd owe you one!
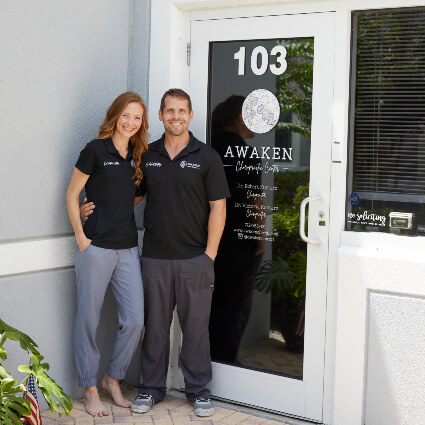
[80,197,95,221]
[205,250,216,262]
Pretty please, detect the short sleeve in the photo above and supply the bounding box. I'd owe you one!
[75,143,97,175]
[204,152,231,201]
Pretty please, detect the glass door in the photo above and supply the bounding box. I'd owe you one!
[186,12,335,421]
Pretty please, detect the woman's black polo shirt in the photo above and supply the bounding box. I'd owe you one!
[140,133,230,260]
[75,138,143,250]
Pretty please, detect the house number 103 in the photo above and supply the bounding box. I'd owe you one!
[234,45,288,76]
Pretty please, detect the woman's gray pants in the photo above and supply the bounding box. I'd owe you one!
[140,254,214,402]
[74,245,144,388]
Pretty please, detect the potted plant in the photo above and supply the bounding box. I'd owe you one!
[0,318,73,425]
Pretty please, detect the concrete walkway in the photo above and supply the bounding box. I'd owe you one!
[40,384,293,425]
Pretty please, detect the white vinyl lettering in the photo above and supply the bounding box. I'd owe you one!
[250,147,260,158]
[236,145,249,158]
[269,45,288,75]
[234,46,246,76]
[261,146,271,159]
[223,146,293,161]
[224,145,235,158]
[234,45,288,76]
[251,46,268,76]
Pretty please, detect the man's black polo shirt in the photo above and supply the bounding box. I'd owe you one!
[140,133,230,259]
[75,138,143,250]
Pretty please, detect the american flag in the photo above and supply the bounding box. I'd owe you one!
[25,369,42,425]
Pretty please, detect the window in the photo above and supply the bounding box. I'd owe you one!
[346,7,425,236]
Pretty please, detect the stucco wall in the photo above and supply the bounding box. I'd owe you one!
[365,292,425,425]
[334,232,425,425]
[0,0,151,407]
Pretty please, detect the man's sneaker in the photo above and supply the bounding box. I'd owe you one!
[131,393,155,413]
[193,398,215,417]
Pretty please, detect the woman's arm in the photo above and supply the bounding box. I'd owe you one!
[134,194,147,206]
[66,168,91,252]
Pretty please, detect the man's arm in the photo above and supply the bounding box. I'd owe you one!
[80,194,147,220]
[134,194,147,206]
[205,198,226,261]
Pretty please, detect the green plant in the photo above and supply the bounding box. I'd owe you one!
[256,252,306,304]
[256,256,296,297]
[0,318,73,425]
[276,38,314,138]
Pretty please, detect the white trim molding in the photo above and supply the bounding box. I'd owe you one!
[0,236,76,277]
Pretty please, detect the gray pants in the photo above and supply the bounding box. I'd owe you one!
[74,245,144,388]
[140,254,214,402]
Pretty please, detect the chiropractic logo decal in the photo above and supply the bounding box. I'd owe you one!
[146,162,162,167]
[242,89,280,134]
[180,160,200,170]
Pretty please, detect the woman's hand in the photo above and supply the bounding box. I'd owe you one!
[77,236,92,253]
[80,197,95,221]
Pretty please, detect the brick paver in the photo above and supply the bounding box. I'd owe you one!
[41,385,291,425]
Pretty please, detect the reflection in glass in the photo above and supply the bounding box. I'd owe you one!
[207,38,314,379]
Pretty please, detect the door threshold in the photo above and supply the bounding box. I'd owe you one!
[167,389,321,425]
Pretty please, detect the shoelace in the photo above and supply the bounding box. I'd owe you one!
[196,398,211,403]
[137,394,154,400]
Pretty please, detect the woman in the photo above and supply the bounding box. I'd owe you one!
[66,92,148,417]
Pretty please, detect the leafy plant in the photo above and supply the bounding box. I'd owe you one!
[0,318,73,425]
[256,252,306,302]
[276,39,314,137]
[256,257,296,297]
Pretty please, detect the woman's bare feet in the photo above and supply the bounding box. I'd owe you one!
[101,374,131,408]
[84,386,109,417]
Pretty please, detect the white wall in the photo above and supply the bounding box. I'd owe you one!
[334,232,425,425]
[0,0,151,407]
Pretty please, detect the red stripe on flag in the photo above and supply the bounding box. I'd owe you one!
[25,392,42,425]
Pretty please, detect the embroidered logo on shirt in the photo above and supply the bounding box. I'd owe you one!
[104,161,120,166]
[131,160,135,168]
[180,160,200,170]
[146,162,162,167]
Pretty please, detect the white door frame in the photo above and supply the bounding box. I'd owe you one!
[188,12,334,421]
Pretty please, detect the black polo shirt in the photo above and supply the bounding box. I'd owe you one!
[140,133,230,259]
[75,138,143,250]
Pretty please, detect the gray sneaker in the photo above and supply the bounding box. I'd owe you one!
[193,398,215,417]
[131,393,155,413]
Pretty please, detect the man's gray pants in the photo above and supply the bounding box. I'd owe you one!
[140,254,214,402]
[74,245,144,388]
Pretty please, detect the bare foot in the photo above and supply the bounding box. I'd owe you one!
[84,386,109,417]
[101,374,131,408]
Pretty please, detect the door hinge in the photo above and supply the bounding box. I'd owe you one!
[187,42,191,66]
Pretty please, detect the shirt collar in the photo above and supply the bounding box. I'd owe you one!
[105,137,134,161]
[150,132,200,158]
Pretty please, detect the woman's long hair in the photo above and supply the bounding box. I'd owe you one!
[97,92,149,186]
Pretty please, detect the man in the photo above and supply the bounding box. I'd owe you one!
[82,88,229,417]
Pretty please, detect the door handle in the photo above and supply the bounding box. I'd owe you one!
[299,196,323,245]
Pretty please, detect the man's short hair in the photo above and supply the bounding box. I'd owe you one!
[160,88,192,112]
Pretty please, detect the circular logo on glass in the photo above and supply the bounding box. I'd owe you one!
[242,89,280,134]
